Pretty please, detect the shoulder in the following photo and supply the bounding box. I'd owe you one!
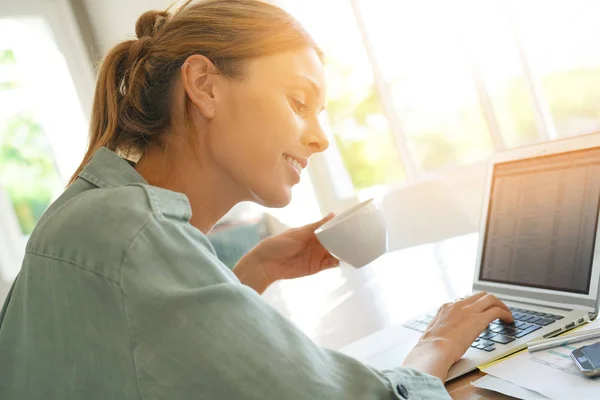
[122,209,237,290]
[26,182,192,282]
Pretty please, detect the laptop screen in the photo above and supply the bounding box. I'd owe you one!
[479,146,600,294]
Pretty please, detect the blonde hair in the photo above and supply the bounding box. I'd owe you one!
[69,0,322,184]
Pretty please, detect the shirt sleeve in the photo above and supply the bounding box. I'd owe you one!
[120,218,451,400]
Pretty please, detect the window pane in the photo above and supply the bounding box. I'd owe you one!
[278,0,407,190]
[517,0,600,137]
[0,110,62,235]
[466,0,540,148]
[358,0,494,172]
[0,48,61,235]
[0,18,87,236]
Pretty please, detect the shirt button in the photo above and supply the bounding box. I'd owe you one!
[396,383,409,399]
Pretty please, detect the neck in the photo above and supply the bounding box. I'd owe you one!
[135,141,244,234]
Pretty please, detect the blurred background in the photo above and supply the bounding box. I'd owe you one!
[1,0,599,339]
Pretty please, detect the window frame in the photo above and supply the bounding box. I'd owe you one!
[0,0,95,182]
[310,0,563,212]
[0,0,94,278]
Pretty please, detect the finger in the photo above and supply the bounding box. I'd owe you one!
[481,306,514,325]
[287,213,336,237]
[455,291,487,306]
[468,294,512,317]
[307,213,335,231]
[284,213,335,239]
[322,256,340,269]
[465,307,513,341]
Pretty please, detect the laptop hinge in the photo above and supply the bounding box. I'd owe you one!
[494,292,595,315]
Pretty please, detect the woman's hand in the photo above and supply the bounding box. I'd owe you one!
[233,214,340,294]
[402,292,514,382]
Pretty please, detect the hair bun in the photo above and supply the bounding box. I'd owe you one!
[135,10,170,39]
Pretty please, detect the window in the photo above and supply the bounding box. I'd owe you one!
[0,49,61,236]
[358,0,494,172]
[516,0,600,138]
[279,0,599,204]
[0,1,93,284]
[465,0,540,148]
[280,0,407,192]
[0,18,88,234]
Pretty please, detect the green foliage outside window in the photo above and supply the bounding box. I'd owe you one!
[0,48,62,235]
[326,67,600,190]
[0,112,62,235]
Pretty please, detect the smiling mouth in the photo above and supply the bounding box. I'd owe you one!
[283,155,303,175]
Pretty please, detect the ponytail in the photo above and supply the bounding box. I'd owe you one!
[68,41,132,184]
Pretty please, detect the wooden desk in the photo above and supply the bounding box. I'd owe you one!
[263,234,515,399]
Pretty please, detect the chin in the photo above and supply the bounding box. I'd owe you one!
[249,186,292,208]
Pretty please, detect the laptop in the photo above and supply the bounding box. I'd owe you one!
[339,133,600,381]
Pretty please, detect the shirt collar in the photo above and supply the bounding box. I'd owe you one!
[77,147,193,222]
[78,147,147,188]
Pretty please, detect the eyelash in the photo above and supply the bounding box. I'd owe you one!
[291,98,309,116]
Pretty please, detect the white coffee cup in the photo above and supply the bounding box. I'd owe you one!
[315,199,388,268]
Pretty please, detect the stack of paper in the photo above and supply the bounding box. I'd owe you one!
[477,319,600,400]
[472,375,548,399]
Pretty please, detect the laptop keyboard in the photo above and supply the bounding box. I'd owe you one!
[403,307,563,352]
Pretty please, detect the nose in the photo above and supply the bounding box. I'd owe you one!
[301,122,329,154]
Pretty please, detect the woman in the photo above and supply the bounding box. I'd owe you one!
[0,1,513,399]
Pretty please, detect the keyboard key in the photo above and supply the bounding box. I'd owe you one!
[514,325,542,338]
[403,321,426,332]
[525,316,543,324]
[532,311,545,316]
[472,339,494,348]
[496,327,510,335]
[417,315,434,323]
[409,322,425,332]
[489,334,515,344]
[550,315,564,320]
[480,332,497,340]
[513,321,527,329]
[536,317,556,326]
[489,325,505,333]
[519,322,533,330]
[502,327,519,336]
[483,345,496,352]
[515,314,531,322]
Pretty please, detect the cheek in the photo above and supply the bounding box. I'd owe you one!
[222,93,299,158]
[248,93,299,136]
[208,88,304,197]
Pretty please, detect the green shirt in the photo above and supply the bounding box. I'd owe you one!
[0,147,449,399]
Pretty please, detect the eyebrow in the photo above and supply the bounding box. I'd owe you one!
[292,76,326,112]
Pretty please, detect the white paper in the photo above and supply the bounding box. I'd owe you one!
[482,319,600,400]
[472,375,549,399]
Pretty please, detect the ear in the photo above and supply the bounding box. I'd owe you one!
[180,54,218,119]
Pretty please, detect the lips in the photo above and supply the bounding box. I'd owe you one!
[283,154,306,175]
